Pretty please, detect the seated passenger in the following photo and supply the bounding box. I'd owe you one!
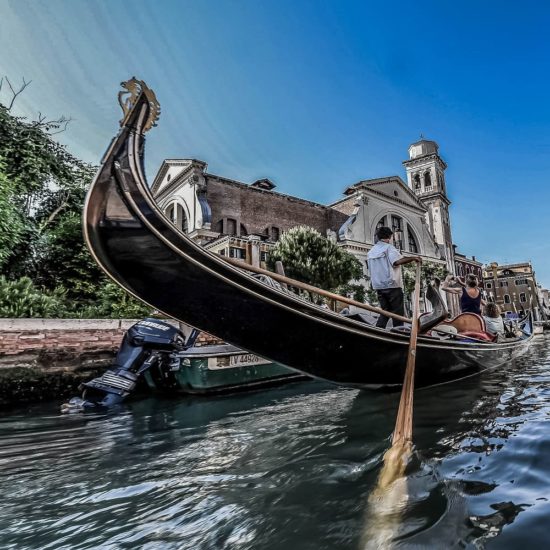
[441,274,486,315]
[483,303,505,336]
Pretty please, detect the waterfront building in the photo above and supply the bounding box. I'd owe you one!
[482,261,543,317]
[539,287,550,314]
[151,139,472,313]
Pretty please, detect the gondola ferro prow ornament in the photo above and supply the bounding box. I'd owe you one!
[117,76,160,133]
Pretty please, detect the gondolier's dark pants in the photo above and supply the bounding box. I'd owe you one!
[376,288,404,328]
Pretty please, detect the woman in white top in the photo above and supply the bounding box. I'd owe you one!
[483,303,505,336]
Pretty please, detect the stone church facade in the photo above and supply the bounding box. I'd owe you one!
[151,139,460,289]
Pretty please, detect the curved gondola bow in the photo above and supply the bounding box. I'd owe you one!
[83,79,533,388]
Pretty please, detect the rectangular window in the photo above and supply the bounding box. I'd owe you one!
[229,247,246,259]
[520,293,527,303]
[260,251,268,262]
[515,279,528,286]
[500,281,508,287]
[219,249,226,256]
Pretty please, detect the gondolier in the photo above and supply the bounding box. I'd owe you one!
[367,226,422,328]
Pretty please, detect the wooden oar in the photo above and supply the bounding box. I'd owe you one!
[376,261,422,488]
[363,263,423,546]
[221,256,411,325]
[392,261,422,446]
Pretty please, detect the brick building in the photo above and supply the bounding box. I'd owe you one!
[453,248,483,281]
[482,262,540,316]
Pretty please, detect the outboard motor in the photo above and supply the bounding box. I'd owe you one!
[62,318,198,412]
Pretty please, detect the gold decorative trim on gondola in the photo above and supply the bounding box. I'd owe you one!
[118,77,160,133]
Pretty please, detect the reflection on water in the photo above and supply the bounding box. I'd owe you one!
[1,336,550,549]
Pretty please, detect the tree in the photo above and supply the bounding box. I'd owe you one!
[0,163,25,270]
[0,77,92,282]
[402,260,448,296]
[267,226,364,297]
[0,276,66,318]
[0,77,148,318]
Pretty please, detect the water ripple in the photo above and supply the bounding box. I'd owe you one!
[1,336,550,548]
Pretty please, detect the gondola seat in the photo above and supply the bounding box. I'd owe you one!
[439,313,497,342]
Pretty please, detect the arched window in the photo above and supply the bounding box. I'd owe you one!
[165,204,175,224]
[391,216,403,249]
[214,218,238,235]
[270,226,280,241]
[165,203,188,232]
[424,171,432,188]
[413,174,421,191]
[407,224,419,253]
[176,204,188,232]
[226,218,237,236]
[504,294,511,304]
[437,172,444,191]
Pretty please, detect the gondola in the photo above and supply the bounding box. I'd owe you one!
[83,79,533,389]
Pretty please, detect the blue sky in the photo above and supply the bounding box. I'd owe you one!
[1,0,550,285]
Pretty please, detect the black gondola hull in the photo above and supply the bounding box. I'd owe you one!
[84,88,532,388]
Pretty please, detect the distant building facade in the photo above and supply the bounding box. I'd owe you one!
[152,139,475,314]
[482,262,540,315]
[453,247,483,281]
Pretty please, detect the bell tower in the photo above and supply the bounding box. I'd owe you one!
[403,138,454,270]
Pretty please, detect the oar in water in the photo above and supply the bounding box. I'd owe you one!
[362,263,423,549]
[376,261,422,487]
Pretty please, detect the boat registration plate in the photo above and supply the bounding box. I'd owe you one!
[208,353,267,369]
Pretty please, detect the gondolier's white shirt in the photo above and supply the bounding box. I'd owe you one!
[367,242,403,290]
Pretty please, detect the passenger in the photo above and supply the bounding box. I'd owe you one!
[483,303,505,336]
[367,226,422,329]
[442,274,486,315]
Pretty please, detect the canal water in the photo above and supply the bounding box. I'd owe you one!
[1,336,550,549]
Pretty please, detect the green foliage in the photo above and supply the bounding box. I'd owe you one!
[268,226,364,294]
[336,283,367,303]
[0,164,26,269]
[75,282,152,319]
[34,210,103,303]
[0,276,66,318]
[365,288,380,306]
[0,103,84,201]
[402,260,448,296]
[0,78,149,318]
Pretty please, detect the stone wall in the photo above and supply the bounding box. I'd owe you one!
[0,319,222,407]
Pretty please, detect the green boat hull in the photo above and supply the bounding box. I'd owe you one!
[144,345,306,394]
